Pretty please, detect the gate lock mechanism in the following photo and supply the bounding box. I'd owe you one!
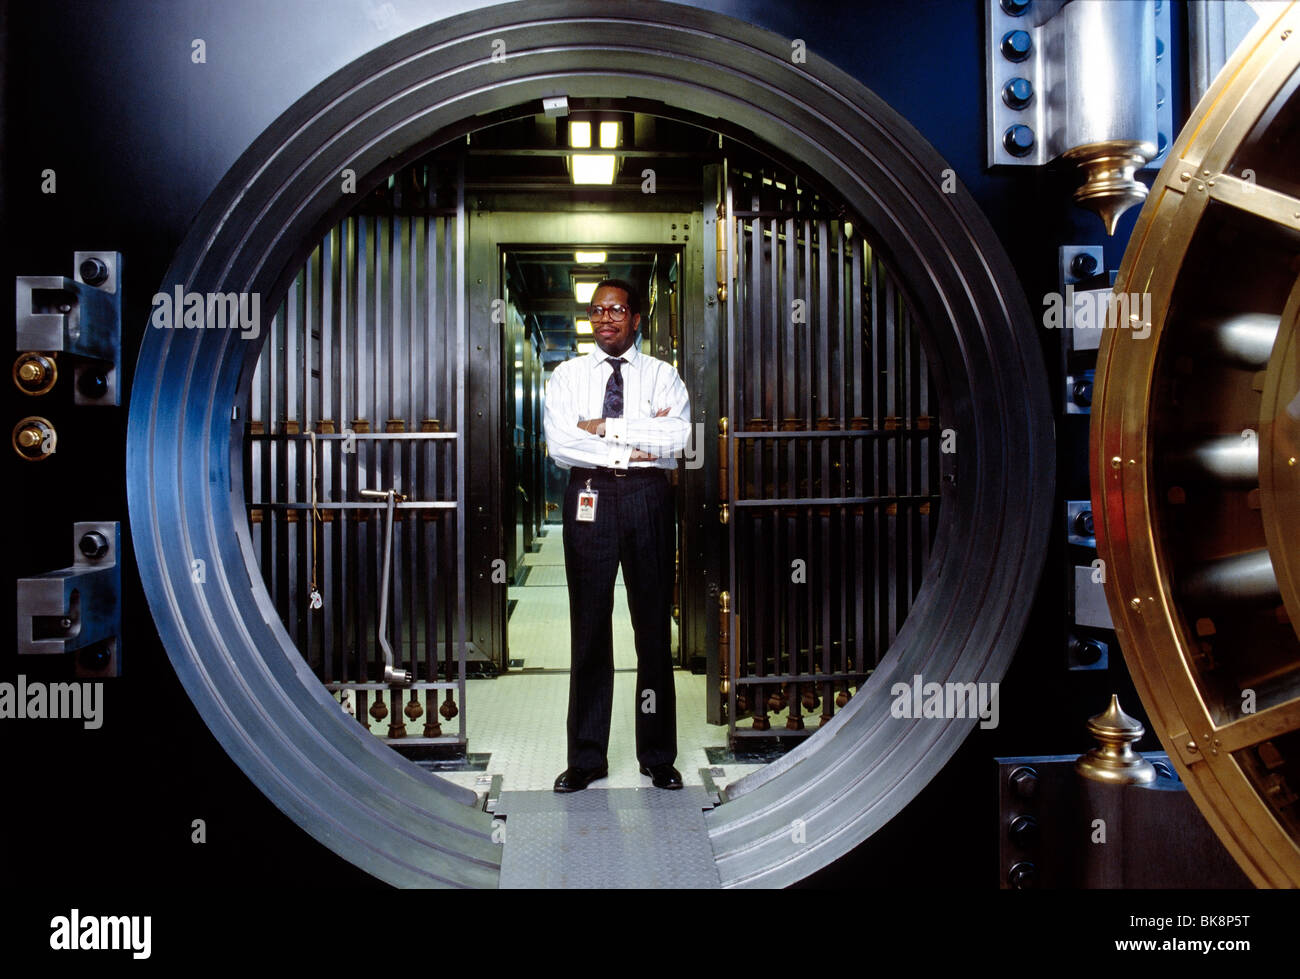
[15,252,122,405]
[17,521,121,677]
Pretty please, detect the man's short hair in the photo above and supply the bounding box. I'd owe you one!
[593,277,641,318]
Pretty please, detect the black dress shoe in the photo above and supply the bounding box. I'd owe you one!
[639,763,683,789]
[553,766,608,793]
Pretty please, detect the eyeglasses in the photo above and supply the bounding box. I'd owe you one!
[588,303,630,322]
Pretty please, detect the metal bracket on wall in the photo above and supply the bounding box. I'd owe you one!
[16,521,121,677]
[986,0,1172,169]
[1058,244,1108,415]
[1065,499,1096,548]
[15,252,122,406]
[1065,499,1108,670]
[993,752,1258,889]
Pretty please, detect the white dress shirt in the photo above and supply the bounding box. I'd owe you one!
[543,340,692,470]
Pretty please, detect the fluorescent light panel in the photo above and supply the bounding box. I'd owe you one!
[575,318,592,335]
[574,253,606,266]
[568,121,591,148]
[570,154,616,184]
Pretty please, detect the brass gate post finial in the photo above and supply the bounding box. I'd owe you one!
[1075,694,1157,784]
[1063,139,1157,236]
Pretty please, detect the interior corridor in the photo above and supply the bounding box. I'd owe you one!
[435,528,767,800]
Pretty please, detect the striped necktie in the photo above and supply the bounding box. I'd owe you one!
[602,357,626,419]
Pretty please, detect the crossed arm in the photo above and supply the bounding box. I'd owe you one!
[543,363,692,468]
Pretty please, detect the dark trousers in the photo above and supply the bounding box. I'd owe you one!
[562,467,677,769]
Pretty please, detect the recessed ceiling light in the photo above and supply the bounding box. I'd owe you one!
[599,121,619,149]
[574,280,600,303]
[570,155,616,184]
[577,341,596,354]
[575,318,592,335]
[574,252,606,265]
[568,121,591,148]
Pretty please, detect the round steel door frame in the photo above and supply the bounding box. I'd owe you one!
[1092,4,1300,887]
[127,0,1054,887]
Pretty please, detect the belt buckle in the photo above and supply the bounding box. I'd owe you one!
[614,468,628,478]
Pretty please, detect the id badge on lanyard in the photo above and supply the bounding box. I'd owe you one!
[576,479,598,522]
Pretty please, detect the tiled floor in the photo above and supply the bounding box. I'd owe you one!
[437,528,768,796]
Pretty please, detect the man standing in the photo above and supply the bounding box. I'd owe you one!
[542,278,692,792]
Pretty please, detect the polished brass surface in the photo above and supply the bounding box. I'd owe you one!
[1062,139,1157,236]
[1076,695,1157,785]
[1259,282,1300,641]
[13,352,57,396]
[1092,1,1300,886]
[12,416,55,461]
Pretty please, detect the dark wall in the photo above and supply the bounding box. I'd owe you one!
[3,0,1184,892]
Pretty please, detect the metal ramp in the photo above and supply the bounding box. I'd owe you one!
[495,786,721,888]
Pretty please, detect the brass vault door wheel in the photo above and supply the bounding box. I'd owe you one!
[1093,2,1300,887]
[127,0,1053,887]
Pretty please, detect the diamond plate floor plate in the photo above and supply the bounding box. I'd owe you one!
[496,787,721,888]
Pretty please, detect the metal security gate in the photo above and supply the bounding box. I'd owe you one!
[244,159,469,746]
[718,163,941,741]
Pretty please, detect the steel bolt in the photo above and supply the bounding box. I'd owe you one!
[1002,76,1033,110]
[1070,253,1098,279]
[1073,509,1094,537]
[1072,378,1093,407]
[1001,29,1032,62]
[78,371,108,399]
[1008,766,1039,800]
[79,531,109,560]
[1071,636,1103,665]
[1000,0,1031,15]
[79,257,109,286]
[1008,861,1038,889]
[1003,125,1035,157]
[1009,814,1040,846]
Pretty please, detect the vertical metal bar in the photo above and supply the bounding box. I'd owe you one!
[884,265,899,647]
[834,226,848,692]
[342,216,357,687]
[320,228,335,684]
[287,277,305,658]
[358,214,373,689]
[905,306,920,608]
[455,157,468,743]
[422,210,434,703]
[305,241,319,671]
[722,169,740,738]
[256,308,271,589]
[869,251,882,666]
[920,324,934,562]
